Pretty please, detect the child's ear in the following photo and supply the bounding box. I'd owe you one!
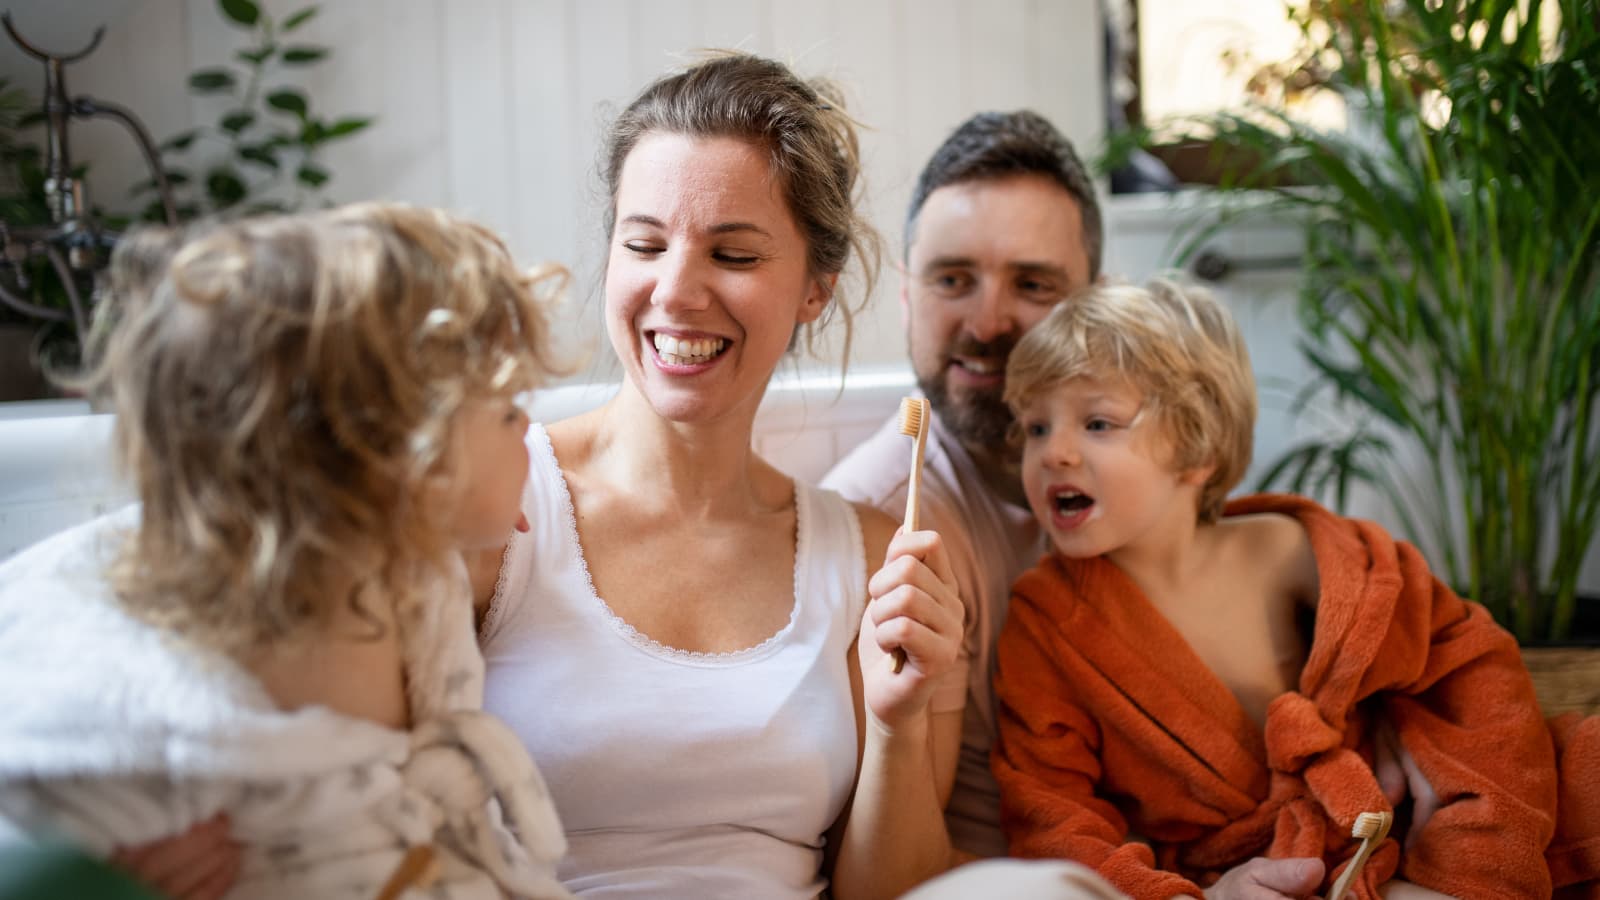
[1179,463,1215,487]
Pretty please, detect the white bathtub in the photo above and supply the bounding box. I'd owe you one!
[0,366,916,563]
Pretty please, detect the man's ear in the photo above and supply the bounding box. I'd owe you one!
[797,272,838,325]
[898,281,911,329]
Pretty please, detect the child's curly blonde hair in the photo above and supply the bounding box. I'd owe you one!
[1003,277,1257,523]
[78,203,567,653]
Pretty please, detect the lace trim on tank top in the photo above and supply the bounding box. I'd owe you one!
[524,424,804,666]
[477,534,517,644]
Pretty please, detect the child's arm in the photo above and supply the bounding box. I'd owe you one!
[992,594,1204,900]
[1373,551,1557,899]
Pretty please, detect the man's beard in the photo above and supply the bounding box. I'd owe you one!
[916,334,1018,450]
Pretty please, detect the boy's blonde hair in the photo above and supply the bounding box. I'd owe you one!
[1003,277,1256,522]
[79,203,566,653]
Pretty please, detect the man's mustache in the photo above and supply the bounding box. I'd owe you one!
[944,334,1018,366]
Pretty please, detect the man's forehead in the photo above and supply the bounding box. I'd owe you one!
[907,175,1089,273]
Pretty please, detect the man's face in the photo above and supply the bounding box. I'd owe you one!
[904,174,1093,449]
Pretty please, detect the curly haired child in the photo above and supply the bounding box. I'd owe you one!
[0,203,576,899]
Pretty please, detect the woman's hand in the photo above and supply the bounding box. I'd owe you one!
[1201,857,1325,900]
[858,527,963,729]
[109,814,240,900]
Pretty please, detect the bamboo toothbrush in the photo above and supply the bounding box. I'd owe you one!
[375,844,439,900]
[1327,810,1393,900]
[890,396,930,674]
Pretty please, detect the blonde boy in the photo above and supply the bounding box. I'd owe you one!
[0,204,573,898]
[989,279,1593,900]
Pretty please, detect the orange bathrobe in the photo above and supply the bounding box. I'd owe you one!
[993,493,1594,900]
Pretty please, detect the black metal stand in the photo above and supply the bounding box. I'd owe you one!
[0,11,178,349]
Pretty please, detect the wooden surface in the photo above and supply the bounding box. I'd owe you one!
[1522,646,1600,717]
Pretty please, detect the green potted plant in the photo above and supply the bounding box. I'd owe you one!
[134,0,372,221]
[1125,0,1598,667]
[0,0,372,400]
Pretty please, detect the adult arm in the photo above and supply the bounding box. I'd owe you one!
[107,815,240,900]
[829,507,964,900]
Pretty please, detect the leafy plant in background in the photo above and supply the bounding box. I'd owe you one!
[134,0,372,220]
[1135,0,1600,642]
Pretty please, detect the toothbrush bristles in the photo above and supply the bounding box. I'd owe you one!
[898,397,924,436]
[1352,810,1391,840]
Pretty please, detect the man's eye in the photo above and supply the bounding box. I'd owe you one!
[1017,279,1062,303]
[930,272,974,294]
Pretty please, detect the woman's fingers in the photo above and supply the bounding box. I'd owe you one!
[865,529,963,677]
[180,848,242,900]
[878,527,956,586]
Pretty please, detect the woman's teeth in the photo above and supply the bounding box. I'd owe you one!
[653,333,727,365]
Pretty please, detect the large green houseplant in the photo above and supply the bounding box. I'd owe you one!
[1140,0,1599,643]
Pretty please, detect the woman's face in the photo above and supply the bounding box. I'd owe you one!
[605,132,831,424]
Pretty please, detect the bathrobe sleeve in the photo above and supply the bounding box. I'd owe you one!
[992,567,1205,900]
[1365,538,1557,900]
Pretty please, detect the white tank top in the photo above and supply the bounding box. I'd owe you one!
[480,425,866,899]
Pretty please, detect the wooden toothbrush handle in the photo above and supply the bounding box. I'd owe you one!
[1327,841,1376,900]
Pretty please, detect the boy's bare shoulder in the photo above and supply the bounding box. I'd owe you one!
[1216,511,1320,609]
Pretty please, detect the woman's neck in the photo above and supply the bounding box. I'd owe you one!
[569,384,789,521]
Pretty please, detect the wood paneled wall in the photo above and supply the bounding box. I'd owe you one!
[0,0,1105,379]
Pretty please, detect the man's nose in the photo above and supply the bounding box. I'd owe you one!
[966,282,1016,343]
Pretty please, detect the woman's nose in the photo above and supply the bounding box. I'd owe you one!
[651,253,712,313]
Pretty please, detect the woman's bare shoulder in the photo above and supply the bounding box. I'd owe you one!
[851,500,897,570]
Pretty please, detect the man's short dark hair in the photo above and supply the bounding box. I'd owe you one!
[905,110,1102,279]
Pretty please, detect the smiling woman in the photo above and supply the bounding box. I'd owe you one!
[603,132,832,425]
[472,53,968,900]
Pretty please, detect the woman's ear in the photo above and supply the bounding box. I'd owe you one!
[796,272,839,325]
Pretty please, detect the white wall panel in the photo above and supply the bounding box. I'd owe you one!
[1,0,1105,380]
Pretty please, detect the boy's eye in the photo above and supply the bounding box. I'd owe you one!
[1085,418,1114,432]
[1023,421,1049,438]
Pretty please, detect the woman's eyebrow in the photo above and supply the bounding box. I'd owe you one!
[710,222,771,237]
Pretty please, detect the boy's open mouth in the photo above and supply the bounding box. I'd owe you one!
[1052,489,1094,515]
